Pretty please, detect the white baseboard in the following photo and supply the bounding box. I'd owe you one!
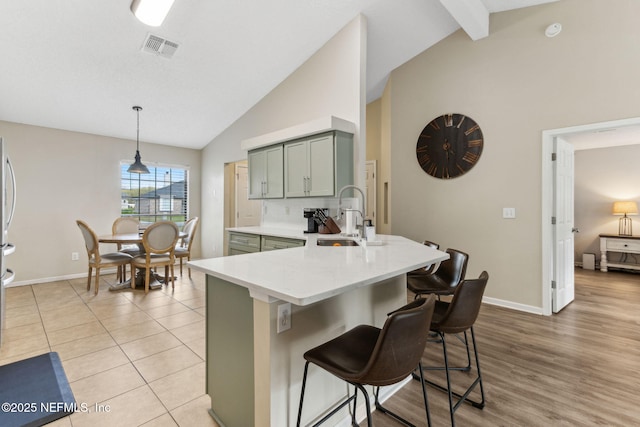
[7,268,119,288]
[482,296,543,315]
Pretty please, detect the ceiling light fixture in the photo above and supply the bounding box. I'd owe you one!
[545,23,562,38]
[131,0,175,27]
[127,106,150,174]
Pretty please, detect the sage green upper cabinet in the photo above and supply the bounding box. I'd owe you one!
[284,132,353,198]
[248,145,283,199]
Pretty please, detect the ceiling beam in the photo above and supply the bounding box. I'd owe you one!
[439,0,489,41]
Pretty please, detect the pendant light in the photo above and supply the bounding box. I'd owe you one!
[127,106,150,174]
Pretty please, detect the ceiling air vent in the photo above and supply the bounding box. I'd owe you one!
[142,33,179,59]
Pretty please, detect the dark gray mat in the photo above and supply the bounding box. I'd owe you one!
[0,352,75,427]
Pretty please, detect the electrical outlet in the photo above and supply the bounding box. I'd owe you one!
[277,303,291,333]
[71,252,79,261]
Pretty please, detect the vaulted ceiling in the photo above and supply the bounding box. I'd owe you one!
[0,0,557,149]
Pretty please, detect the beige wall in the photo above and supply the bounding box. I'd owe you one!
[382,0,640,310]
[200,16,366,259]
[0,120,201,285]
[575,144,640,266]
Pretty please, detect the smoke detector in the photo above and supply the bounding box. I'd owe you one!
[545,23,562,38]
[142,33,179,59]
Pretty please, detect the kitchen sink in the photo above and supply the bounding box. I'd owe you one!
[317,239,360,247]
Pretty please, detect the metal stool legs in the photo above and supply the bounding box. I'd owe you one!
[421,327,485,426]
[375,361,432,427]
[298,360,431,427]
[297,361,372,427]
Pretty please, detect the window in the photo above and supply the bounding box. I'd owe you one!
[120,163,189,228]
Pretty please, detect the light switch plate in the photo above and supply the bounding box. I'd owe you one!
[503,207,516,219]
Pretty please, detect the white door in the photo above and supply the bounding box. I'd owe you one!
[552,137,575,312]
[365,160,377,226]
[236,164,261,227]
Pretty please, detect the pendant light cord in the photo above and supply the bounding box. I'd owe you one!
[134,106,142,151]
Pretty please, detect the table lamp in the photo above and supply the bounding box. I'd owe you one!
[612,201,638,236]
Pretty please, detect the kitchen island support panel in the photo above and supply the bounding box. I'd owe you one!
[206,273,406,426]
[206,276,254,426]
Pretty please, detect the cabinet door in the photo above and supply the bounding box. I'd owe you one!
[284,140,309,197]
[308,134,334,197]
[248,150,266,199]
[248,146,283,199]
[264,145,284,198]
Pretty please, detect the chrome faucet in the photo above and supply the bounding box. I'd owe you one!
[338,185,366,225]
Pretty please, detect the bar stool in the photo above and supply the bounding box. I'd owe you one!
[407,240,440,276]
[407,248,468,298]
[297,295,437,427]
[420,271,489,427]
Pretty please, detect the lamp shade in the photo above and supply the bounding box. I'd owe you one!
[127,150,150,174]
[131,0,175,27]
[612,201,638,216]
[127,106,150,174]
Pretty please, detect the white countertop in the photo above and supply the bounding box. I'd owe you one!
[189,233,448,306]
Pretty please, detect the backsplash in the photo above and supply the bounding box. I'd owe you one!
[262,197,360,231]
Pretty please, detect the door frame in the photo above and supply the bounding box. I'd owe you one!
[541,117,640,315]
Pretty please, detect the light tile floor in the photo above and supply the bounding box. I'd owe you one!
[1,269,219,427]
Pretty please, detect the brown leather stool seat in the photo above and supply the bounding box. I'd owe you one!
[407,248,468,297]
[297,295,437,427]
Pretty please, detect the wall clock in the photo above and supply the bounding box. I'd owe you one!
[416,113,484,179]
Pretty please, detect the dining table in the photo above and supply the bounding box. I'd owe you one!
[98,231,187,291]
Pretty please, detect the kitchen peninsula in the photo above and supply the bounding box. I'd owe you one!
[189,232,448,426]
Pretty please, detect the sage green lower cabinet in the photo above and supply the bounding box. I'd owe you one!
[228,231,304,254]
[228,232,261,255]
[260,235,305,251]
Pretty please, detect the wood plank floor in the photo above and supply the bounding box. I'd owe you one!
[367,268,640,426]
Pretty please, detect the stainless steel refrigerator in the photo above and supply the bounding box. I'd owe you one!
[0,137,16,346]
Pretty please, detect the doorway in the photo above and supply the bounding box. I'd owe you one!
[541,117,640,315]
[365,160,377,227]
[235,163,262,227]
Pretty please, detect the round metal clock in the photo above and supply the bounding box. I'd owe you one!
[416,113,484,179]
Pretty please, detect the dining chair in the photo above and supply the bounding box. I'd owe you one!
[297,295,437,427]
[407,248,468,298]
[131,221,180,293]
[421,271,489,427]
[112,217,141,281]
[175,216,199,278]
[76,220,133,295]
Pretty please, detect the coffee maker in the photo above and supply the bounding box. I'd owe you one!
[303,208,318,233]
[303,208,327,233]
